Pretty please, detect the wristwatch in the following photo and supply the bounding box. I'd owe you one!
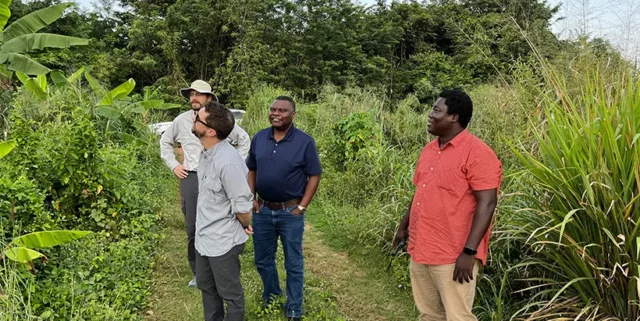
[297,205,307,214]
[463,247,477,256]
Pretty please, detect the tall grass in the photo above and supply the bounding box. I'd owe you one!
[512,63,640,320]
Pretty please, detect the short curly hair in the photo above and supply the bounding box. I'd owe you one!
[439,89,473,128]
[202,101,235,140]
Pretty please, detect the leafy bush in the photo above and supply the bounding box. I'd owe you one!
[1,71,175,320]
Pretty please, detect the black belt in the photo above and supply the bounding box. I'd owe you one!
[258,198,300,210]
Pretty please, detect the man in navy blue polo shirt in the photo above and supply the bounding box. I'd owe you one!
[246,96,322,321]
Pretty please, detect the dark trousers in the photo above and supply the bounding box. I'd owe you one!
[196,244,246,321]
[180,172,198,275]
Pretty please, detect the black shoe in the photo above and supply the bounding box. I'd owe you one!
[287,318,301,321]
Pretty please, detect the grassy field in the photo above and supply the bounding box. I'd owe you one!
[145,191,419,321]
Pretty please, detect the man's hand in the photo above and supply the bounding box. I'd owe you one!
[244,225,254,235]
[173,165,188,179]
[291,207,303,216]
[253,200,260,213]
[393,228,408,248]
[453,252,476,283]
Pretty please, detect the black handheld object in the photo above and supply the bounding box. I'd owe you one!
[386,239,406,271]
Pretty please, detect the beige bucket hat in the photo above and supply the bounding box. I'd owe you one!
[180,80,219,101]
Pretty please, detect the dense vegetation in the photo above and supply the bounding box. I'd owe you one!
[1,0,638,320]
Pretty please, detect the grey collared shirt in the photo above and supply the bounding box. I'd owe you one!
[195,141,253,257]
[159,109,251,172]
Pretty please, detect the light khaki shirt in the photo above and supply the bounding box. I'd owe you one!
[159,109,250,172]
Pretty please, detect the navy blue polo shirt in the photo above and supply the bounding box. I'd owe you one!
[246,125,322,202]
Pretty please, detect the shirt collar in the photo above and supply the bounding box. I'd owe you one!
[202,140,226,158]
[429,129,470,150]
[268,124,297,142]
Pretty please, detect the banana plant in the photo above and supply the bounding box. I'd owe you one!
[1,140,91,270]
[1,230,91,268]
[0,1,89,76]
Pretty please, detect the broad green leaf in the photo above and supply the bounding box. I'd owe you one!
[0,139,15,159]
[130,106,146,114]
[12,230,91,248]
[119,132,148,146]
[67,66,84,83]
[35,74,46,91]
[153,103,182,110]
[0,3,72,42]
[0,0,11,32]
[95,106,121,119]
[84,71,105,94]
[1,33,89,53]
[16,71,46,99]
[139,99,164,110]
[4,246,45,263]
[97,78,135,106]
[0,52,49,75]
[50,70,68,86]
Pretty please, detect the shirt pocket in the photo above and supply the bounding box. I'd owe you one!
[202,175,223,201]
[436,164,469,197]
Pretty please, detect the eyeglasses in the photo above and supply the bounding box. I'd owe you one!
[194,113,214,129]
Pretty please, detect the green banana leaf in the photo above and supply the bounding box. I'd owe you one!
[67,66,84,83]
[0,52,49,75]
[16,71,46,99]
[95,106,121,119]
[11,230,91,248]
[1,33,89,53]
[5,246,45,263]
[119,132,149,146]
[0,3,72,42]
[0,139,15,159]
[97,78,135,106]
[84,71,105,94]
[0,0,11,31]
[50,70,68,86]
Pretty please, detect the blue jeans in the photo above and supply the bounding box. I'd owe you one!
[252,203,305,318]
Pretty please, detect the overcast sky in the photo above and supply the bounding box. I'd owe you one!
[71,0,640,62]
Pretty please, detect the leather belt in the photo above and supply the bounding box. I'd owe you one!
[259,198,300,210]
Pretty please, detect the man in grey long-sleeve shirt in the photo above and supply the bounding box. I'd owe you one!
[159,80,250,287]
[192,100,253,321]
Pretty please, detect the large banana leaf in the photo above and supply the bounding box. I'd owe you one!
[16,71,46,99]
[0,0,11,31]
[95,106,121,119]
[1,33,89,53]
[50,70,68,87]
[0,2,72,42]
[97,79,136,106]
[11,230,91,248]
[0,52,49,75]
[4,246,45,263]
[0,139,15,159]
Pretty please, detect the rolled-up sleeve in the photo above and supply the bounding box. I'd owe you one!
[220,164,254,214]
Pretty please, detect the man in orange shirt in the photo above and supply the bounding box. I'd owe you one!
[393,89,502,321]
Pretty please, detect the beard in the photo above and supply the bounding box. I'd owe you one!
[191,128,205,139]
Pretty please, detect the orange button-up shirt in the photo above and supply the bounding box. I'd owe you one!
[408,129,502,266]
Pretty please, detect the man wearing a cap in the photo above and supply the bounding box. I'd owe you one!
[160,79,250,287]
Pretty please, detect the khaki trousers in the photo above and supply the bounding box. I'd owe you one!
[410,260,480,321]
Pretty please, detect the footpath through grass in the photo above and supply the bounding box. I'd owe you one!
[145,196,417,320]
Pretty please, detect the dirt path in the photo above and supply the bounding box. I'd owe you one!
[145,202,416,320]
[303,223,417,321]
